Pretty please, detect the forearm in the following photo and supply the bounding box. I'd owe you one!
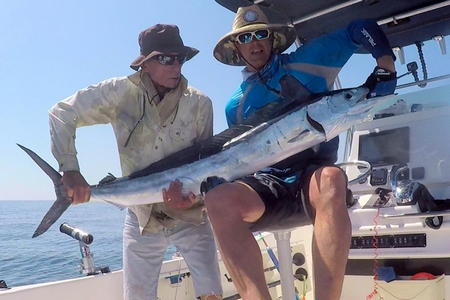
[49,104,80,172]
[376,55,396,72]
[348,19,395,62]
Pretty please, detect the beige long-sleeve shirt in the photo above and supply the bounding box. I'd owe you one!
[49,71,213,234]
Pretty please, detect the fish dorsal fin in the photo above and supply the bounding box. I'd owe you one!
[128,125,254,179]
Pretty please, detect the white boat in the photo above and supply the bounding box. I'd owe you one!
[0,229,315,299]
[2,0,450,299]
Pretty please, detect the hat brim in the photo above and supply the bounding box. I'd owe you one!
[213,23,296,66]
[130,45,199,71]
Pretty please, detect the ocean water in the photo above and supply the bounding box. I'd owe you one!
[0,200,173,288]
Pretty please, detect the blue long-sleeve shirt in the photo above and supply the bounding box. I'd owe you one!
[225,19,394,172]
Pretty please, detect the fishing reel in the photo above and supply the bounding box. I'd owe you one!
[389,165,443,229]
[389,164,420,206]
[60,223,110,276]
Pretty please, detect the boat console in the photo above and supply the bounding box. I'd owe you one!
[343,85,450,264]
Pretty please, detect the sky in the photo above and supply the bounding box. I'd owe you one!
[1,0,449,200]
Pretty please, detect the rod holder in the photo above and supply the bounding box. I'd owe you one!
[60,223,110,276]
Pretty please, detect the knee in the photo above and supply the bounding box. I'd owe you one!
[320,166,347,190]
[309,166,347,207]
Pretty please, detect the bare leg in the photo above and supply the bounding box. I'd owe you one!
[308,167,351,300]
[205,182,271,300]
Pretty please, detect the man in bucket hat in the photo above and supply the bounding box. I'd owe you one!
[203,4,396,300]
[49,24,222,300]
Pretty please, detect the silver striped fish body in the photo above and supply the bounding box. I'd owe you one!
[90,86,385,206]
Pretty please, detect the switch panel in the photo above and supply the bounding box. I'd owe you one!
[370,168,388,186]
[351,233,426,249]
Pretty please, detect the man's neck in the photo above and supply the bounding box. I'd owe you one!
[140,72,171,100]
[243,56,273,77]
[242,63,268,80]
[153,83,170,99]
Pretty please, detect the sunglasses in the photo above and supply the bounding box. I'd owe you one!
[235,29,271,44]
[152,54,187,65]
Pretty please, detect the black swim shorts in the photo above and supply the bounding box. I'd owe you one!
[237,164,339,232]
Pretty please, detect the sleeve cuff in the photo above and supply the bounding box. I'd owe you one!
[58,154,80,172]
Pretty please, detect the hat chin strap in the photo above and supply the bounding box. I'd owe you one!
[234,42,260,72]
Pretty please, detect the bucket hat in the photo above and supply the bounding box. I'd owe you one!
[130,24,198,71]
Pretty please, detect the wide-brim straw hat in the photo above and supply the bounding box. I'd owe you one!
[130,24,198,71]
[214,5,296,66]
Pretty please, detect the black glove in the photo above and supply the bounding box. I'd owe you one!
[200,176,228,196]
[364,66,397,98]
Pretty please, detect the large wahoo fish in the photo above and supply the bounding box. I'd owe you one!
[19,86,391,237]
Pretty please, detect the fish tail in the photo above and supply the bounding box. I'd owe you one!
[17,144,71,237]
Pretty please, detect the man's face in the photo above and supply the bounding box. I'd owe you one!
[141,53,184,89]
[235,35,272,71]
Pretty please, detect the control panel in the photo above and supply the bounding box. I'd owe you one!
[369,168,388,186]
[346,106,450,201]
[351,233,426,249]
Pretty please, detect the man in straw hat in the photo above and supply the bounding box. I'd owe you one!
[203,4,396,300]
[49,24,222,300]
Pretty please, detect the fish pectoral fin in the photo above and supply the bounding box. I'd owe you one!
[306,113,325,133]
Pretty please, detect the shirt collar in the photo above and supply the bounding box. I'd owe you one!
[241,67,256,81]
